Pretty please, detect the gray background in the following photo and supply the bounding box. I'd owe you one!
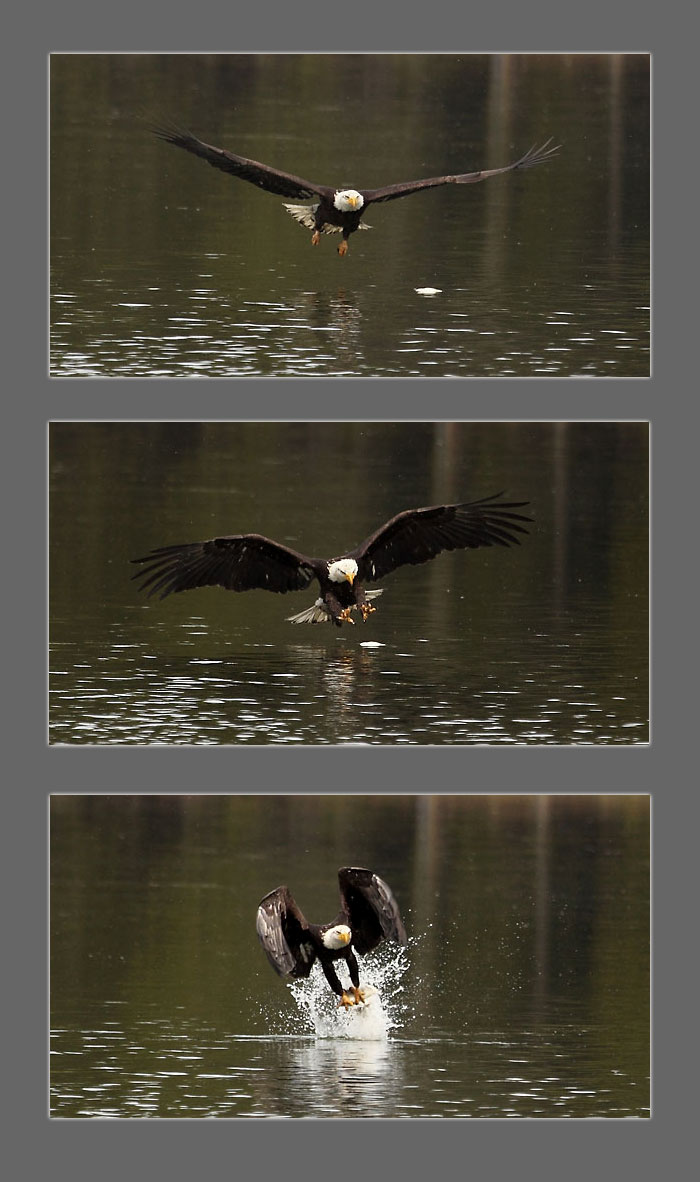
[5,0,694,1178]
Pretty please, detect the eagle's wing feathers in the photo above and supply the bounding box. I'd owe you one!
[338,867,407,955]
[150,121,329,201]
[131,534,318,599]
[362,139,559,205]
[256,886,317,979]
[351,493,532,583]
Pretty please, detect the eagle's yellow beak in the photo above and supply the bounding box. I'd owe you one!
[348,195,358,208]
[345,571,355,584]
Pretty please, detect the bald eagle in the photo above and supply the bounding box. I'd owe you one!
[150,120,559,255]
[256,867,407,1008]
[131,492,531,627]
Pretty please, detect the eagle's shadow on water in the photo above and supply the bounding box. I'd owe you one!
[286,1038,396,1114]
[296,289,363,363]
[279,642,403,741]
[287,641,385,698]
[242,1033,402,1118]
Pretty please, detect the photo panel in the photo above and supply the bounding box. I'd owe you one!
[50,52,650,379]
[50,793,651,1118]
[49,420,649,745]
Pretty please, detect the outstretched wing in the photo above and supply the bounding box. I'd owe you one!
[338,867,407,955]
[362,139,559,205]
[131,534,318,599]
[150,120,329,201]
[256,886,317,979]
[351,493,532,584]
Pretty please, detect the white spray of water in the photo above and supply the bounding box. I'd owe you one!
[287,941,412,1041]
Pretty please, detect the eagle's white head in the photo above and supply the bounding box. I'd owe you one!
[334,189,364,213]
[328,557,358,585]
[322,924,352,950]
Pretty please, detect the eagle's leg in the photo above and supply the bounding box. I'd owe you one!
[347,950,365,1004]
[355,586,376,623]
[321,959,358,1009]
[311,230,321,246]
[325,592,354,626]
[338,237,349,257]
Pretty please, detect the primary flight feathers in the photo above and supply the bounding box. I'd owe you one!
[150,118,559,255]
[131,493,532,627]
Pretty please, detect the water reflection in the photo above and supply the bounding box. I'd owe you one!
[50,54,649,378]
[284,1040,395,1116]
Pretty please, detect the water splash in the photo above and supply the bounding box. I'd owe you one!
[287,942,412,1041]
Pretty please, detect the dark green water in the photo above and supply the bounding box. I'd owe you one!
[50,53,649,378]
[50,795,650,1118]
[49,421,649,745]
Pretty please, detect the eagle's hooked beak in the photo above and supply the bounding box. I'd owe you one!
[345,571,355,584]
[347,195,359,209]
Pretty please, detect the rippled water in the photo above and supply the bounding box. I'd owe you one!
[50,1009,648,1118]
[51,258,650,379]
[50,619,647,745]
[50,54,649,378]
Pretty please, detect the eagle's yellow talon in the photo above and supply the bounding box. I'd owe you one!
[337,987,366,1009]
[360,603,376,622]
[311,230,321,246]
